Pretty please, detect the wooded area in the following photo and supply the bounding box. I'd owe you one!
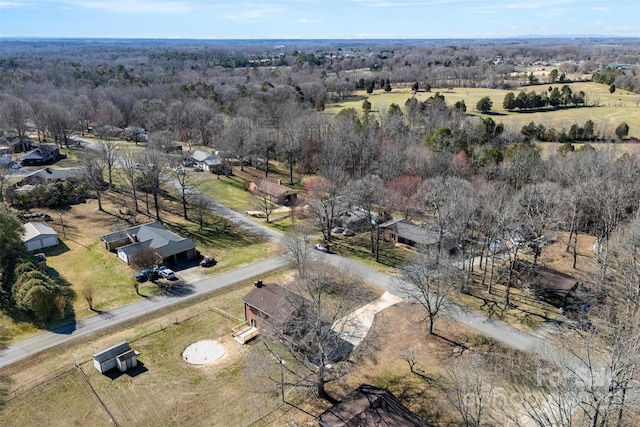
[1,37,640,425]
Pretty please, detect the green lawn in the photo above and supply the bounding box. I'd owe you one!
[195,174,253,212]
[329,233,415,271]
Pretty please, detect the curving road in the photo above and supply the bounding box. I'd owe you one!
[0,158,552,369]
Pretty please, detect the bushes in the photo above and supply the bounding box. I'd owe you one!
[11,262,64,323]
[8,180,88,209]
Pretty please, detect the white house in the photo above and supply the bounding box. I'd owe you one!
[22,222,59,252]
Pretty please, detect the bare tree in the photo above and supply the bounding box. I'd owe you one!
[81,286,95,311]
[95,138,119,186]
[138,148,168,220]
[0,96,32,152]
[261,265,376,403]
[282,224,317,277]
[0,164,13,203]
[394,248,462,335]
[346,174,385,260]
[252,186,278,223]
[81,149,106,211]
[221,116,253,171]
[443,353,499,427]
[190,193,210,230]
[305,175,346,243]
[119,149,141,212]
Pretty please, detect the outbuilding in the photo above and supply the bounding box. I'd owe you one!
[92,342,137,374]
[22,221,59,252]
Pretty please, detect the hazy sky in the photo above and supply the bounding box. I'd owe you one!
[1,0,638,39]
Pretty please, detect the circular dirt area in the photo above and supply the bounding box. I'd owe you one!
[182,340,225,365]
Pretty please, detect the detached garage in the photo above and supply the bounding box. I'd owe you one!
[22,222,59,252]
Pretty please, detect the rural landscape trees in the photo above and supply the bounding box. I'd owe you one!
[1,37,640,424]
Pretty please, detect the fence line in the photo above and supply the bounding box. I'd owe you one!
[75,361,121,427]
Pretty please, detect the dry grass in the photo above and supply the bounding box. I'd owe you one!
[0,269,514,426]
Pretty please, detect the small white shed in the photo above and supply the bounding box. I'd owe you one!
[92,342,137,374]
[22,222,59,252]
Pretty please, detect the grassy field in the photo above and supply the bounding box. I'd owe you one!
[0,269,513,426]
[326,82,640,139]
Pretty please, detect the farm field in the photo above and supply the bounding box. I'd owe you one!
[327,82,640,138]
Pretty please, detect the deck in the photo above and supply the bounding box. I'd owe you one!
[232,323,259,344]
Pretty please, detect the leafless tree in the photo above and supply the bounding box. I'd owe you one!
[189,193,210,230]
[282,224,317,277]
[95,139,119,186]
[81,286,94,311]
[138,149,168,220]
[81,149,106,211]
[119,149,141,212]
[0,164,13,203]
[305,175,346,243]
[221,116,253,171]
[0,96,32,152]
[394,247,462,335]
[346,174,385,260]
[252,186,278,223]
[443,353,500,427]
[261,265,376,403]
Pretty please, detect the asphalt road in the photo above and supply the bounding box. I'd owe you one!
[0,153,549,369]
[0,256,286,369]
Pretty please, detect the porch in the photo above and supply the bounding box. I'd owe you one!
[232,323,259,344]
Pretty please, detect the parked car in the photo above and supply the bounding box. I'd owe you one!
[158,266,176,280]
[342,228,355,236]
[132,163,143,170]
[331,226,345,234]
[199,257,217,267]
[192,167,204,172]
[314,243,333,253]
[134,272,148,282]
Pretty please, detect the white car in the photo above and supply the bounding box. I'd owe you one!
[158,266,176,280]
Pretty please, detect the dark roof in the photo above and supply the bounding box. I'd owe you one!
[100,221,196,258]
[379,219,439,246]
[318,384,431,427]
[515,261,578,301]
[19,145,59,161]
[242,282,297,324]
[92,342,132,363]
[252,177,297,199]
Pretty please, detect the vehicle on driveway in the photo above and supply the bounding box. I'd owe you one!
[199,257,217,267]
[331,226,345,234]
[314,243,333,254]
[158,266,176,280]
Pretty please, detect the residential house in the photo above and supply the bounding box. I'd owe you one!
[513,261,579,307]
[18,167,83,187]
[19,145,61,166]
[336,208,384,232]
[379,218,439,248]
[22,221,59,252]
[92,341,138,374]
[123,126,149,143]
[318,384,431,427]
[232,280,296,344]
[99,221,197,265]
[190,149,228,174]
[0,130,35,153]
[246,177,297,206]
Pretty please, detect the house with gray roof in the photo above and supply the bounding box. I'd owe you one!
[18,167,83,187]
[19,145,61,166]
[190,149,228,174]
[99,221,197,265]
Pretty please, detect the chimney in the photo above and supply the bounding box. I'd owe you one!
[255,280,263,288]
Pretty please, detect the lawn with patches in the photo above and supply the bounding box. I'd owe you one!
[329,233,415,271]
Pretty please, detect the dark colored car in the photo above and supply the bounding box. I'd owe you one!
[200,257,217,267]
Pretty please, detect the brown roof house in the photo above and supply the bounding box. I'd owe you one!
[232,280,297,344]
[318,384,431,427]
[246,177,297,206]
[513,261,579,307]
[99,221,196,265]
[380,218,439,248]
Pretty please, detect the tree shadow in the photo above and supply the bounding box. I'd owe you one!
[159,281,195,298]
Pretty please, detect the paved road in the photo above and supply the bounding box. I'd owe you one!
[0,256,286,369]
[0,153,550,369]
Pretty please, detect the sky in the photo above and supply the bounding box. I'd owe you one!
[0,0,638,39]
